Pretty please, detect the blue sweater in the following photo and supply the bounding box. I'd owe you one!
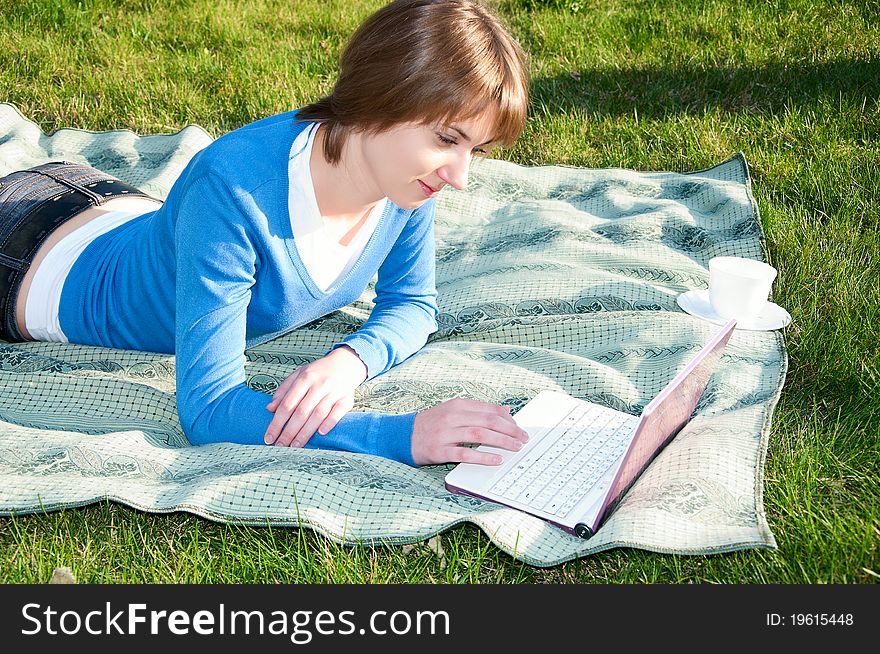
[58,110,439,466]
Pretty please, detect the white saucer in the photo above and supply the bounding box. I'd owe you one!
[676,289,791,331]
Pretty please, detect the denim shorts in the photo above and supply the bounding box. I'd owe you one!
[0,161,157,342]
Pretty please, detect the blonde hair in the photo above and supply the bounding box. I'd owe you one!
[297,0,530,164]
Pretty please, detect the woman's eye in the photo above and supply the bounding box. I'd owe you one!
[437,133,488,155]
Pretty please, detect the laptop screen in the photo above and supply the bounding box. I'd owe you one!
[592,319,737,530]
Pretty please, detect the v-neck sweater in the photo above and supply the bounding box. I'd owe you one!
[288,122,386,292]
[57,109,439,466]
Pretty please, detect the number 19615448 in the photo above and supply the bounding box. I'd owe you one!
[766,613,854,626]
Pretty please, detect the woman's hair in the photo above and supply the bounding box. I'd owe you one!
[297,0,530,165]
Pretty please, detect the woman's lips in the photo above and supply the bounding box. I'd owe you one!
[418,180,440,197]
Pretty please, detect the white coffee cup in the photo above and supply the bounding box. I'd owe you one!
[708,256,777,320]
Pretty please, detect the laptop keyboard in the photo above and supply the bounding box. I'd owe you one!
[488,402,639,518]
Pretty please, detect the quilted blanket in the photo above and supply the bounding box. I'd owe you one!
[0,102,782,566]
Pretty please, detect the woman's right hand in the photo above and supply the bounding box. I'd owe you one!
[411,398,530,466]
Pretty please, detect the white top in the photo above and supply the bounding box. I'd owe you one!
[25,198,162,342]
[26,120,385,340]
[287,122,385,292]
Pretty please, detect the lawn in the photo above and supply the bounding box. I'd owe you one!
[0,0,877,583]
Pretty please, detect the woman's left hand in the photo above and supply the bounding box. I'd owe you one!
[263,345,368,448]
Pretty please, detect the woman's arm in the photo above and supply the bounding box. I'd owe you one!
[330,200,440,379]
[172,174,419,463]
[174,182,527,466]
[263,201,439,448]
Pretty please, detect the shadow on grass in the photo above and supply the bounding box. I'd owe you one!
[530,59,880,118]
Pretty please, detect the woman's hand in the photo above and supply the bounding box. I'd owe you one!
[411,398,530,465]
[264,345,368,448]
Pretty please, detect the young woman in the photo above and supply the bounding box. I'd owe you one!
[0,0,530,467]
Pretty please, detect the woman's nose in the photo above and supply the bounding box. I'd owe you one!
[440,151,471,191]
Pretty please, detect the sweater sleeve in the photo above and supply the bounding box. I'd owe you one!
[173,174,416,466]
[332,200,439,379]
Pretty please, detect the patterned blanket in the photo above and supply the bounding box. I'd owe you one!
[0,102,781,566]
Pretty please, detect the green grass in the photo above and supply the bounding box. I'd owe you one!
[0,0,877,583]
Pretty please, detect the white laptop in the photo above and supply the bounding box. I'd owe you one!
[445,319,737,538]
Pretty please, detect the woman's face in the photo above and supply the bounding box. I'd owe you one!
[359,109,499,210]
